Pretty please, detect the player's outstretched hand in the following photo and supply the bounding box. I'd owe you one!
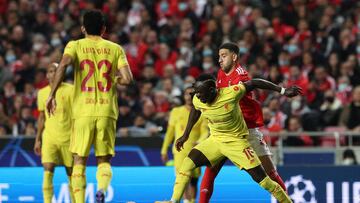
[34,139,41,156]
[175,135,189,152]
[284,86,303,97]
[46,96,56,116]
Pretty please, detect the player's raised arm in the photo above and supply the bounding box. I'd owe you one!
[46,55,72,115]
[243,78,303,97]
[175,106,202,152]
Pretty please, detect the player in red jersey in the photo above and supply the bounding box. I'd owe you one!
[199,42,299,202]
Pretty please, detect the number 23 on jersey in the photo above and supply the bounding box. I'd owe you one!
[80,59,112,92]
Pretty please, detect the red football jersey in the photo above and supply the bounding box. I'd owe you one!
[216,65,264,128]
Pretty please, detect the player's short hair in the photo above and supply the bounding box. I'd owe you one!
[219,42,239,55]
[195,74,216,88]
[83,10,105,35]
[195,74,216,82]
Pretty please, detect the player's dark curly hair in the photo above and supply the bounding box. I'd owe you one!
[219,42,239,55]
[83,10,105,35]
[195,74,216,82]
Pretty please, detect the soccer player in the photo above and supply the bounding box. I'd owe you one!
[161,87,209,203]
[45,10,133,203]
[33,62,74,203]
[199,42,293,202]
[160,74,301,203]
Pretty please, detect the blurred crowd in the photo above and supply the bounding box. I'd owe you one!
[0,0,360,146]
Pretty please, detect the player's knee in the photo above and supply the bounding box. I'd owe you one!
[188,149,211,167]
[43,163,55,172]
[74,155,87,165]
[96,155,112,164]
[247,165,267,183]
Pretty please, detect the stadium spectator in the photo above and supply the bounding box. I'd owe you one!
[339,86,360,144]
[342,148,358,165]
[0,0,359,146]
[283,116,313,146]
[320,89,342,127]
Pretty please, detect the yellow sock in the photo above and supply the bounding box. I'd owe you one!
[96,162,112,192]
[68,176,75,203]
[43,171,54,203]
[171,157,196,201]
[72,164,86,203]
[260,176,292,203]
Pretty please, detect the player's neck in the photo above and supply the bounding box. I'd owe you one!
[85,34,102,39]
[185,104,192,110]
[208,90,218,104]
[224,63,239,76]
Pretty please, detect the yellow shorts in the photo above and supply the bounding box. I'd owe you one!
[70,117,116,157]
[41,140,73,167]
[194,136,261,170]
[174,150,201,178]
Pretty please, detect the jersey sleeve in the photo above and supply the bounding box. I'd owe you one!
[63,41,77,59]
[37,90,45,111]
[233,83,247,101]
[117,46,129,69]
[161,109,176,155]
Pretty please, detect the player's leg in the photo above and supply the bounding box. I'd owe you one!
[171,137,223,202]
[174,151,191,203]
[259,155,287,191]
[246,165,291,203]
[248,128,287,191]
[70,118,96,203]
[188,168,200,203]
[65,166,75,203]
[94,117,116,202]
[61,145,75,203]
[41,140,57,203]
[72,155,88,203]
[42,163,56,203]
[95,155,112,202]
[199,158,226,203]
[222,139,291,203]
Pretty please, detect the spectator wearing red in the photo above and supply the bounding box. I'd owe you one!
[154,43,178,77]
[284,116,313,146]
[313,66,336,92]
[285,65,309,96]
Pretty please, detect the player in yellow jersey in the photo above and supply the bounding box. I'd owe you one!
[161,87,209,203]
[158,74,302,203]
[34,63,74,203]
[45,10,133,203]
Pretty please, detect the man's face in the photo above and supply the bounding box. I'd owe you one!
[194,80,216,104]
[184,87,194,105]
[218,48,236,73]
[46,65,56,83]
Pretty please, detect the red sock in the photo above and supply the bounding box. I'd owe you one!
[199,160,225,203]
[268,169,287,192]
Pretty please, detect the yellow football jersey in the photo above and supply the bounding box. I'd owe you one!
[161,105,208,155]
[37,83,73,144]
[63,36,129,119]
[193,84,249,141]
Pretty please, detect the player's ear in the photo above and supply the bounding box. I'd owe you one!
[232,53,238,62]
[210,86,216,96]
[101,26,106,36]
[81,26,86,34]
